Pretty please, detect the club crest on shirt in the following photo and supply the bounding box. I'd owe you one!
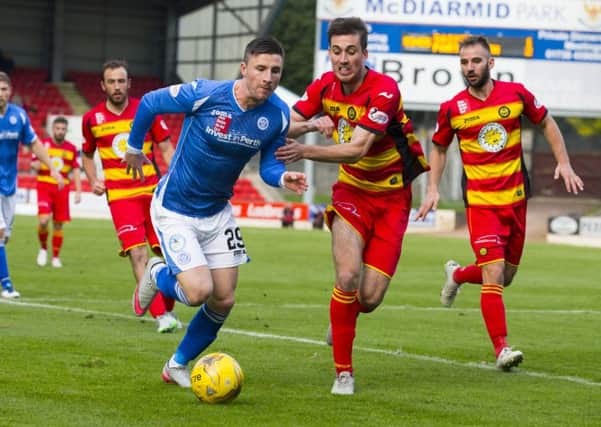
[9,115,17,125]
[111,133,129,158]
[51,157,64,171]
[257,116,269,131]
[478,122,508,153]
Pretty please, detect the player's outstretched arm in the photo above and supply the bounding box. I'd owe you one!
[281,171,308,195]
[540,115,584,194]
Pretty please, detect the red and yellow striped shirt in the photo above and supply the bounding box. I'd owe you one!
[35,137,80,186]
[81,98,170,203]
[433,80,547,208]
[294,69,428,194]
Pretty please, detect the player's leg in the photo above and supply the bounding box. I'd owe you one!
[50,221,64,267]
[163,267,238,387]
[471,206,523,369]
[144,199,179,329]
[36,183,52,267]
[0,195,18,298]
[328,215,363,394]
[36,214,50,266]
[440,207,484,306]
[358,185,410,312]
[49,185,70,268]
[494,204,526,370]
[159,204,247,387]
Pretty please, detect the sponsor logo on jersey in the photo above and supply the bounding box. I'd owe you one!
[477,122,508,153]
[335,201,360,218]
[367,107,389,124]
[377,91,394,99]
[0,131,19,140]
[214,115,232,134]
[95,112,105,124]
[457,100,468,114]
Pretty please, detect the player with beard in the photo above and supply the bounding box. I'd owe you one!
[415,36,584,370]
[81,59,181,333]
[33,116,81,268]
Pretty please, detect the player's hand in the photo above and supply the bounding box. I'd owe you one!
[275,139,305,164]
[74,191,82,204]
[414,191,440,221]
[51,170,65,190]
[311,116,335,138]
[91,179,106,196]
[124,152,151,181]
[282,171,308,195]
[554,163,584,195]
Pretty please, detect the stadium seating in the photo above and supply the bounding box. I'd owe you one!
[10,67,73,138]
[12,69,265,203]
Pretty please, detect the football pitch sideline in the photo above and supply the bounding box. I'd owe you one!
[1,216,600,426]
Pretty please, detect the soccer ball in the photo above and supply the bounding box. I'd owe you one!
[190,352,244,404]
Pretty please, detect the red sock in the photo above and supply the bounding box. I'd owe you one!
[38,226,49,250]
[454,264,483,285]
[480,283,508,356]
[52,230,63,258]
[354,290,370,313]
[330,287,359,375]
[149,292,168,317]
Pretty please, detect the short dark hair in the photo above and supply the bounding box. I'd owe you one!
[102,59,130,81]
[459,36,491,54]
[243,36,285,63]
[0,71,11,86]
[327,17,368,50]
[53,116,68,126]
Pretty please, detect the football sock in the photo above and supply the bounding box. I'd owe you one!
[174,304,229,365]
[154,264,190,305]
[454,264,483,284]
[330,287,359,374]
[148,292,168,317]
[52,229,63,258]
[0,243,13,291]
[354,290,370,313]
[480,283,508,356]
[38,226,48,250]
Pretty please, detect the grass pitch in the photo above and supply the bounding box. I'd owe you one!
[1,215,600,426]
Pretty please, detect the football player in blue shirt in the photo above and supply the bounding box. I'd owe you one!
[0,71,63,298]
[125,36,307,387]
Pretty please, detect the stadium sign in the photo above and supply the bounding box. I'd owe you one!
[315,0,601,116]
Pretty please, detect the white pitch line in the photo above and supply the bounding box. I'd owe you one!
[15,299,601,315]
[2,299,600,388]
